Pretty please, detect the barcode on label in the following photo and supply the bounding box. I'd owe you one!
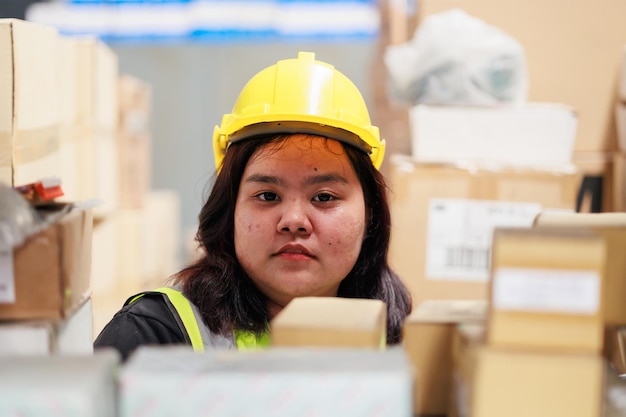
[445,246,490,270]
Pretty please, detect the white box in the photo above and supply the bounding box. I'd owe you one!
[0,350,119,417]
[0,298,94,356]
[120,346,413,417]
[409,103,577,169]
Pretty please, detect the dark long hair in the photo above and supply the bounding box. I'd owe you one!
[174,134,412,343]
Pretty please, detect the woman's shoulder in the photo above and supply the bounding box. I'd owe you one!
[94,291,187,361]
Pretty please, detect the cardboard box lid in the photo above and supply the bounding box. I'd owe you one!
[272,296,385,331]
[408,300,488,324]
[271,297,387,348]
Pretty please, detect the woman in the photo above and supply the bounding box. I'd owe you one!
[94,52,412,360]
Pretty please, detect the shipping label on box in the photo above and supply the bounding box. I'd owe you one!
[426,198,541,282]
[488,227,606,354]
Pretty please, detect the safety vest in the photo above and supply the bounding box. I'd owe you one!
[126,286,270,352]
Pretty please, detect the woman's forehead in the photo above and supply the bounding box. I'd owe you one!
[249,134,347,164]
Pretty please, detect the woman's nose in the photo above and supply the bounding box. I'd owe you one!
[277,200,312,235]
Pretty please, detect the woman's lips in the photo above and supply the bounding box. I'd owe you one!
[274,244,314,260]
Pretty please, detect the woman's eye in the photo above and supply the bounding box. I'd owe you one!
[313,193,334,202]
[257,192,278,201]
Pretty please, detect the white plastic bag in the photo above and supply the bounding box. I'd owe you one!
[384,9,528,106]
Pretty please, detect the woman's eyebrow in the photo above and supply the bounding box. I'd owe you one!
[243,174,282,185]
[306,173,348,185]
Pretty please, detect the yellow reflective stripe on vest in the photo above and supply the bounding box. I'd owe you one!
[130,287,204,352]
[129,287,270,351]
[234,329,271,351]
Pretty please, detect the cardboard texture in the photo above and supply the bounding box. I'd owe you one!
[414,0,626,153]
[403,300,487,415]
[0,297,93,356]
[388,155,580,305]
[533,212,626,325]
[488,228,606,354]
[471,347,604,417]
[271,297,387,349]
[410,104,577,170]
[0,207,93,320]
[120,346,412,417]
[117,74,152,209]
[0,18,60,187]
[0,350,119,417]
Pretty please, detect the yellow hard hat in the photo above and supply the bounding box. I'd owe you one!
[213,51,385,170]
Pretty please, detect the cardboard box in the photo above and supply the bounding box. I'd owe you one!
[414,0,626,153]
[0,350,119,417]
[403,300,487,415]
[533,212,626,325]
[388,155,580,304]
[0,206,93,320]
[0,297,93,356]
[410,104,577,169]
[120,346,413,417]
[271,297,386,349]
[488,227,606,354]
[471,347,604,417]
[118,74,152,209]
[0,18,60,187]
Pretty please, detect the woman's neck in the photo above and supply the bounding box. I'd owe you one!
[266,298,285,320]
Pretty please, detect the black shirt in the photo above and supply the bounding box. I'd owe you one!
[93,293,189,361]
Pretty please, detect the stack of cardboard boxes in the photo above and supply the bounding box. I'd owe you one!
[0,19,95,356]
[0,17,181,351]
[90,73,182,338]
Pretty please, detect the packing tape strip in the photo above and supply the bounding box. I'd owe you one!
[0,126,60,166]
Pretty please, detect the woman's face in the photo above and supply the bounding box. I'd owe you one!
[234,134,366,309]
